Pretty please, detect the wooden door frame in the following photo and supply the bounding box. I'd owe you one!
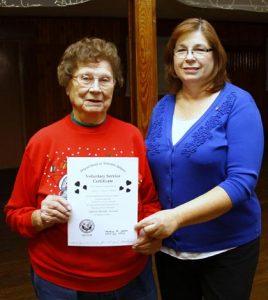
[128,0,158,137]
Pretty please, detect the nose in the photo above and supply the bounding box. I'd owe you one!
[89,79,101,92]
[185,50,195,59]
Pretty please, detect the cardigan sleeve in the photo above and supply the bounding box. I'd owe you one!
[219,92,264,206]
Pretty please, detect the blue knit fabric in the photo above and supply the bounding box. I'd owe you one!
[146,82,264,252]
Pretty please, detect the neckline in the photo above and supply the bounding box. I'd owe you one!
[168,86,225,146]
[71,113,106,128]
[173,116,199,123]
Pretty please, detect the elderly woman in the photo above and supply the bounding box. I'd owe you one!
[135,18,264,300]
[5,37,160,300]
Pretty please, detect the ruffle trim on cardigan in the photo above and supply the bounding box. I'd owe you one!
[147,92,236,157]
[146,99,167,155]
[181,92,235,158]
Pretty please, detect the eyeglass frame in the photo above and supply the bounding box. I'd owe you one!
[173,47,213,59]
[71,73,115,90]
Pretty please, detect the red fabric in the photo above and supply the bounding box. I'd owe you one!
[5,115,160,292]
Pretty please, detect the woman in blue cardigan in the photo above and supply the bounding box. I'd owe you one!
[134,18,264,300]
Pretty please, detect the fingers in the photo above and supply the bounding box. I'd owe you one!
[143,222,158,235]
[132,237,162,254]
[133,228,159,249]
[40,195,72,225]
[137,221,168,240]
[133,228,149,245]
[135,219,160,240]
[43,196,71,212]
[135,216,158,232]
[135,209,178,240]
[134,218,150,231]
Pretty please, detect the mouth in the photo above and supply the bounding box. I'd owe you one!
[183,67,199,71]
[85,99,103,104]
[183,67,199,74]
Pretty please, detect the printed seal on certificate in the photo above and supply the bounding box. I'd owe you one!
[79,219,95,233]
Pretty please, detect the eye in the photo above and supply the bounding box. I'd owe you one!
[193,48,207,54]
[99,76,114,87]
[100,77,111,82]
[80,74,91,82]
[175,48,187,54]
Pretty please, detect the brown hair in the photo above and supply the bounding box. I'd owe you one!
[57,37,124,89]
[165,18,229,94]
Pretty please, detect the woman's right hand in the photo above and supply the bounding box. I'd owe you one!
[135,186,233,240]
[32,195,72,231]
[134,209,179,240]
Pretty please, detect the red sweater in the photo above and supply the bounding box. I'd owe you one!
[5,115,160,292]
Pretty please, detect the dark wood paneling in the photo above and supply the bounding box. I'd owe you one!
[0,41,25,168]
[0,16,129,142]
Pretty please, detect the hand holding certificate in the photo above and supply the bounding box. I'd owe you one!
[67,157,138,246]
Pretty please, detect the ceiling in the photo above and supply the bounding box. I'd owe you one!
[0,0,268,23]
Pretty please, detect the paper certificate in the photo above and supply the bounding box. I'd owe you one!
[67,157,138,246]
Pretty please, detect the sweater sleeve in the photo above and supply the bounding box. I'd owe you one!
[4,149,40,238]
[219,92,264,206]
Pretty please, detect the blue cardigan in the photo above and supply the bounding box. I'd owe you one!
[146,82,264,252]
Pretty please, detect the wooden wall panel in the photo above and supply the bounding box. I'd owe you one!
[227,48,265,111]
[128,0,158,136]
[0,41,25,168]
[0,17,129,143]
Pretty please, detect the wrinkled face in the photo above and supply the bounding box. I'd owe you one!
[66,60,115,123]
[173,31,214,87]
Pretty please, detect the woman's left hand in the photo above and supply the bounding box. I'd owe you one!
[132,228,162,254]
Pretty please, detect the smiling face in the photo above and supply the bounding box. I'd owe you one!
[66,60,115,125]
[173,31,214,88]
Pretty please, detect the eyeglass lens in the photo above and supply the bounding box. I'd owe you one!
[73,74,114,89]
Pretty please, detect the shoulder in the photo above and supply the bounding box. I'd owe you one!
[150,94,175,118]
[224,82,255,105]
[154,94,175,109]
[221,83,262,126]
[27,116,68,145]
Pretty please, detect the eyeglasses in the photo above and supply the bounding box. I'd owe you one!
[72,73,115,89]
[174,47,213,59]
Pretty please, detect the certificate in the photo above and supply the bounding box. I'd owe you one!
[67,157,138,246]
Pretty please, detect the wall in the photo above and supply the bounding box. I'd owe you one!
[0,41,25,168]
[0,16,129,171]
[0,16,267,170]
